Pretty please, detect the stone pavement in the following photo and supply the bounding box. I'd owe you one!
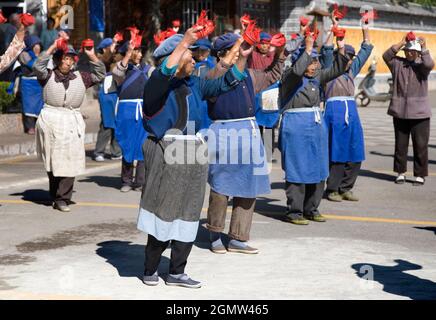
[0,99,435,300]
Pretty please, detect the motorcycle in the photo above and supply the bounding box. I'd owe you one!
[355,58,393,107]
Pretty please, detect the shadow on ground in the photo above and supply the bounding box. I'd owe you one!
[414,226,436,235]
[78,176,121,190]
[9,189,53,206]
[352,259,436,300]
[96,240,170,282]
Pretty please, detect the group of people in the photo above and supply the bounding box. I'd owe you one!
[0,10,433,289]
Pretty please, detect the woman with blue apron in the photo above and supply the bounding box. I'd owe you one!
[138,32,248,288]
[112,39,153,193]
[279,33,349,225]
[321,25,373,202]
[18,35,44,135]
[205,33,285,254]
[93,38,122,161]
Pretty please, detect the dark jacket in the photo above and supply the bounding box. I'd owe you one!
[383,46,434,119]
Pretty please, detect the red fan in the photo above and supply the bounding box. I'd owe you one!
[305,25,320,41]
[153,28,176,46]
[132,32,143,48]
[55,38,69,54]
[80,38,94,52]
[290,33,298,40]
[242,20,261,46]
[19,13,35,27]
[0,10,7,24]
[333,4,348,20]
[114,32,124,43]
[193,10,215,39]
[270,33,286,47]
[332,26,346,39]
[406,31,416,42]
[240,14,252,27]
[299,16,309,27]
[360,9,378,24]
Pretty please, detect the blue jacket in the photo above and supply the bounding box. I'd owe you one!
[142,58,246,139]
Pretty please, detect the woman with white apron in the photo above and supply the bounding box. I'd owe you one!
[279,32,349,225]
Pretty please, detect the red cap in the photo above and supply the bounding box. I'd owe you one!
[0,10,7,24]
[172,19,181,28]
[19,13,35,27]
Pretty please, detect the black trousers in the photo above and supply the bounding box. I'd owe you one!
[260,126,276,162]
[144,234,193,276]
[121,159,145,188]
[23,115,37,132]
[393,118,430,177]
[285,181,325,217]
[94,123,122,157]
[326,162,361,193]
[47,172,75,204]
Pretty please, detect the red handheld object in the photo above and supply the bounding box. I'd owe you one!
[154,28,176,46]
[240,14,252,27]
[406,31,416,42]
[56,38,69,54]
[333,4,348,20]
[242,20,261,46]
[132,32,143,48]
[80,38,94,52]
[305,25,320,41]
[332,26,346,39]
[299,16,309,27]
[360,9,378,24]
[172,19,181,28]
[192,10,216,39]
[0,10,7,24]
[270,33,286,47]
[114,32,124,43]
[19,13,35,27]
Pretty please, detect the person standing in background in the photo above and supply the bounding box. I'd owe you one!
[40,18,58,51]
[383,33,434,186]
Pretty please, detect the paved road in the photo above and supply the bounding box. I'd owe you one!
[0,106,435,300]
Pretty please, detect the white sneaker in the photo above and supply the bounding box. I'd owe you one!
[94,155,105,162]
[413,176,425,186]
[395,174,406,184]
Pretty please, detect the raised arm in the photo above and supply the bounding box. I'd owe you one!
[79,47,106,88]
[0,24,26,74]
[383,36,406,71]
[418,37,435,77]
[319,38,348,84]
[112,41,134,86]
[249,47,286,94]
[349,25,373,78]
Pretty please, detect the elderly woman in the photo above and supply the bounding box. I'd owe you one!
[0,21,25,74]
[33,38,105,212]
[138,28,250,288]
[383,34,434,186]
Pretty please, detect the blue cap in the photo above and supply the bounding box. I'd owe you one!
[152,34,184,60]
[344,44,355,57]
[97,38,113,51]
[212,33,240,54]
[24,35,41,50]
[191,38,212,50]
[291,46,319,65]
[260,32,272,42]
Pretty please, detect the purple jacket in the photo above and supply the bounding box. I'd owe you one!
[383,46,434,119]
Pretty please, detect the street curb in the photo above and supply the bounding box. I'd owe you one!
[0,131,99,158]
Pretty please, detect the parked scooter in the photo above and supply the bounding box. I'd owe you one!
[355,57,393,107]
